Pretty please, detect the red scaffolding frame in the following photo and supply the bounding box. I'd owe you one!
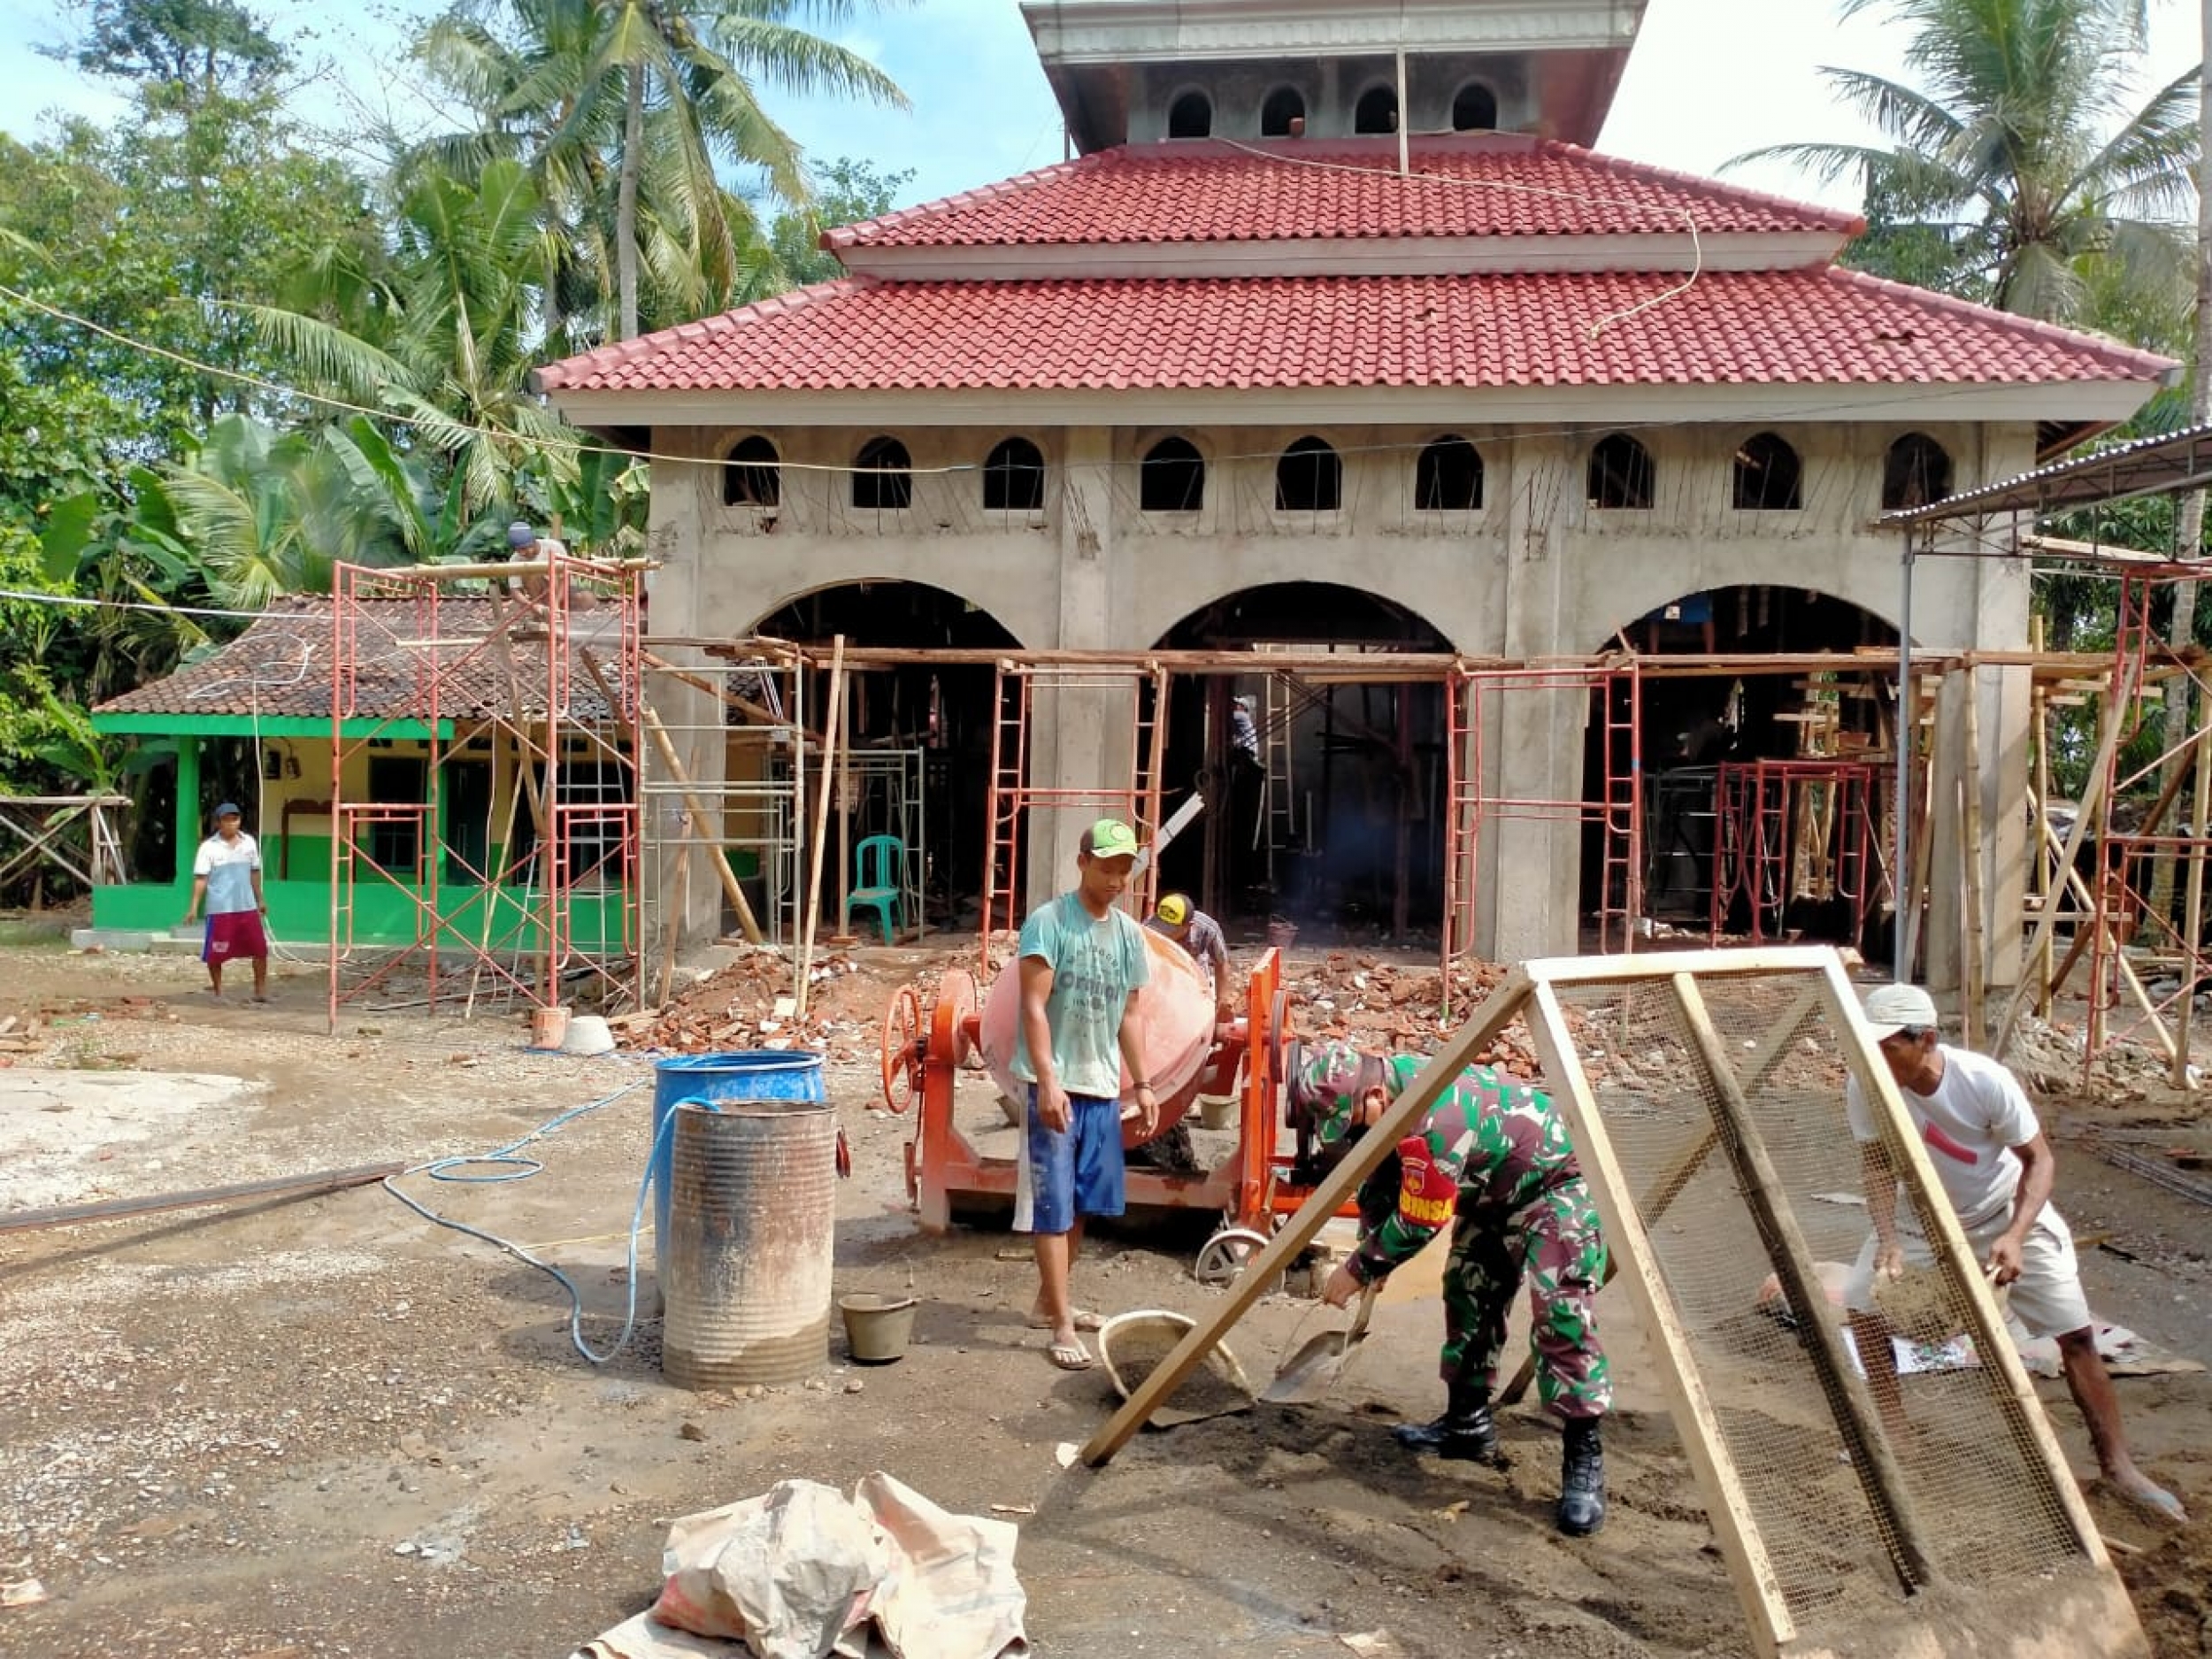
[978,663,1170,966]
[1709,758,1880,946]
[1443,663,1642,972]
[326,549,644,1025]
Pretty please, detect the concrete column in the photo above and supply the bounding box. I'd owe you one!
[1482,434,1583,963]
[638,434,727,959]
[1023,426,1137,914]
[175,735,201,895]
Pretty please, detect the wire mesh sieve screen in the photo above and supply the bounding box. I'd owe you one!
[1542,968,2090,1637]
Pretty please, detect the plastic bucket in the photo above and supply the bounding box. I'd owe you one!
[839,1293,918,1364]
[663,1099,839,1389]
[651,1052,826,1287]
[530,1005,572,1049]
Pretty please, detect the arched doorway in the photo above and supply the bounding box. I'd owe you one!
[1151,582,1450,942]
[1592,585,1901,949]
[751,581,1019,933]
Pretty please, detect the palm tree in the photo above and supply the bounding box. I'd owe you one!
[1735,0,2199,328]
[248,159,576,521]
[415,0,907,342]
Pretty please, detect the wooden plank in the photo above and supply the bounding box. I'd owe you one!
[795,637,848,1019]
[1520,979,1796,1657]
[1670,972,1938,1594]
[1079,969,1538,1466]
[1958,674,1987,1048]
[0,1163,406,1235]
[1519,943,1847,987]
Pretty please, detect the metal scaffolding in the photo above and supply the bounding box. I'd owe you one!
[326,548,643,1024]
[979,662,1170,964]
[1444,663,1642,968]
[1710,758,1880,947]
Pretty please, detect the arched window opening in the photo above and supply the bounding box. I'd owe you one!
[1275,435,1342,512]
[722,435,780,508]
[1416,436,1483,511]
[1354,85,1399,134]
[1260,85,1306,138]
[1588,433,1655,511]
[1141,437,1206,512]
[982,436,1046,512]
[1882,432,1953,511]
[1452,82,1498,131]
[852,435,912,511]
[1167,89,1212,139]
[1732,432,1802,511]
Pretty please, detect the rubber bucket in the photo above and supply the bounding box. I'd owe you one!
[663,1099,838,1389]
[839,1293,918,1364]
[651,1052,826,1291]
[530,1005,572,1049]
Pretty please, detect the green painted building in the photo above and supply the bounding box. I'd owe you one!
[90,595,634,955]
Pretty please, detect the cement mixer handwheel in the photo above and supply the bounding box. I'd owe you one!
[1194,1226,1271,1286]
[880,986,924,1114]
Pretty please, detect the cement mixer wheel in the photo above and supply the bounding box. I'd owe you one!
[879,985,925,1114]
[1194,1226,1272,1287]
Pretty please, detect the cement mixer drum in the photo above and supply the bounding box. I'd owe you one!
[976,925,1218,1146]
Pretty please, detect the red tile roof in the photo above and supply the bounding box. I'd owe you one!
[825,136,1864,250]
[94,597,615,724]
[535,267,2173,396]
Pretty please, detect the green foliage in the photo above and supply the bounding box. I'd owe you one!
[56,0,290,104]
[769,156,913,288]
[1735,0,2197,333]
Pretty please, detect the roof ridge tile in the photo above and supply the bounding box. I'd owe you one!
[1821,265,2176,378]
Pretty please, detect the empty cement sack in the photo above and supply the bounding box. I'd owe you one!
[573,1472,1028,1659]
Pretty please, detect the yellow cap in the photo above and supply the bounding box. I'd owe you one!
[1156,892,1191,926]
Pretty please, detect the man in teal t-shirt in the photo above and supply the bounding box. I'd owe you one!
[1012,818,1155,1371]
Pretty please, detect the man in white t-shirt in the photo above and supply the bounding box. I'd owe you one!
[1847,982,2184,1522]
[180,803,270,1002]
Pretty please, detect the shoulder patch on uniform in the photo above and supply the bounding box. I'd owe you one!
[1397,1135,1456,1229]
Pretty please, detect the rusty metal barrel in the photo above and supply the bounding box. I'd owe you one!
[662,1098,838,1389]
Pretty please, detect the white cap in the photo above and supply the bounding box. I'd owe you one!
[1863,983,1938,1040]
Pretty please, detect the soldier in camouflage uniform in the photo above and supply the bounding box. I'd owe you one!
[1302,1039,1611,1536]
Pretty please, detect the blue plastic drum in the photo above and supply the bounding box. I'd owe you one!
[650,1052,826,1280]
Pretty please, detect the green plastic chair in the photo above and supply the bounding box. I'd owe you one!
[843,833,905,943]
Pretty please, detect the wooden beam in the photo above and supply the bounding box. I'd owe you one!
[796,636,849,1017]
[1958,670,1988,1048]
[1079,968,1538,1466]
[0,1162,405,1234]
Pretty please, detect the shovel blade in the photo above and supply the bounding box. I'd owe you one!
[1262,1331,1363,1404]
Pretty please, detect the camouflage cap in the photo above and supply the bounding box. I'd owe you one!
[1293,1041,1423,1146]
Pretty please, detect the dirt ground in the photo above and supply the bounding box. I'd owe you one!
[3,930,2209,1659]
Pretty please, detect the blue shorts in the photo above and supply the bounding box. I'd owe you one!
[1014,1088,1125,1235]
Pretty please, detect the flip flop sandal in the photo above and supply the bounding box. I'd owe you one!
[1046,1340,1094,1372]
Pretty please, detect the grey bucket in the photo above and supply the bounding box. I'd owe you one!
[663,1098,838,1389]
[839,1292,918,1364]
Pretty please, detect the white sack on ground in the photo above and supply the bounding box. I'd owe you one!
[573,1472,1028,1659]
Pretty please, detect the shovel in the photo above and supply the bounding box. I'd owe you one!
[1263,1282,1377,1405]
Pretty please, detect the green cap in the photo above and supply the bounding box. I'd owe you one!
[1085,818,1141,858]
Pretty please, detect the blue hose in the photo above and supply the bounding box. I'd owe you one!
[381,1078,663,1366]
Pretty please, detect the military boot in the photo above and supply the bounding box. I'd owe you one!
[1556,1416,1607,1536]
[1391,1380,1499,1463]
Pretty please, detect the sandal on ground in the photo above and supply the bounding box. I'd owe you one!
[1046,1340,1094,1372]
[1027,1309,1105,1333]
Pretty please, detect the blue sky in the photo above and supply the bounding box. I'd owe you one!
[0,0,2200,218]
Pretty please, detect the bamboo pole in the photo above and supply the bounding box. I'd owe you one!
[2178,710,2212,1087]
[796,636,848,1019]
[658,847,690,1009]
[639,698,762,944]
[2032,618,2056,1018]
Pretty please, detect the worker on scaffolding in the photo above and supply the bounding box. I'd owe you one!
[1304,1039,1612,1537]
[1847,983,2187,1523]
[1148,892,1233,1023]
